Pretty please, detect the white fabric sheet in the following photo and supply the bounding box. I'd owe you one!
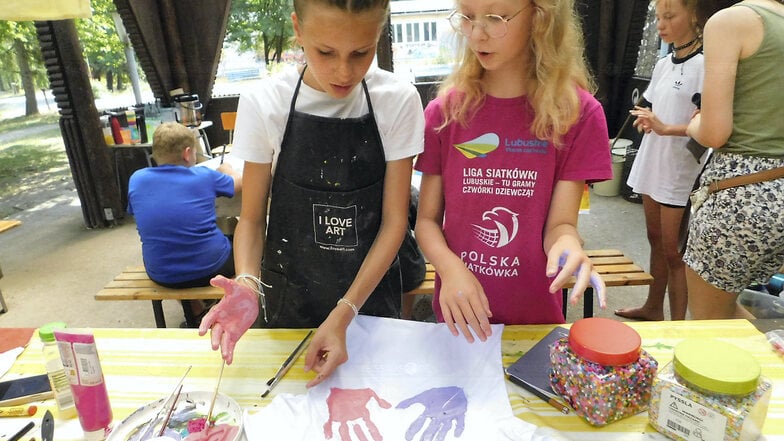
[244,316,544,441]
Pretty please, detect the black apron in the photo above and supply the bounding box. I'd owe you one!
[260,68,401,328]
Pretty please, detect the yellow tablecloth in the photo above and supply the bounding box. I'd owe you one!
[0,319,782,440]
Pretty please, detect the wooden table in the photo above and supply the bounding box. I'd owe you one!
[0,319,782,440]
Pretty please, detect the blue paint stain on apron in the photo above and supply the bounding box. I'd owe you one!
[260,67,401,327]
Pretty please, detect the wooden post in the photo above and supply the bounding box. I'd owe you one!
[35,20,123,228]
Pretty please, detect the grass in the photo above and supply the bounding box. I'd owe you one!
[0,113,59,135]
[0,116,70,218]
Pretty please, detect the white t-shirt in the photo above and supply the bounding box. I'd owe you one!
[231,65,424,171]
[627,51,707,206]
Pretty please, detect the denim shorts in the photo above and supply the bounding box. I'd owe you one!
[684,152,784,293]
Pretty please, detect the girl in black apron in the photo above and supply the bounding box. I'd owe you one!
[199,0,423,388]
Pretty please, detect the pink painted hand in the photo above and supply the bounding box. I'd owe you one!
[198,275,259,364]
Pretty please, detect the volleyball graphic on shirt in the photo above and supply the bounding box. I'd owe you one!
[454,133,499,159]
[471,206,519,248]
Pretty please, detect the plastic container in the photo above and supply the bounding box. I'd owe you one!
[549,317,658,426]
[54,329,113,441]
[593,138,632,197]
[649,338,772,441]
[39,322,77,419]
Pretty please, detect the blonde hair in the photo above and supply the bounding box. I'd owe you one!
[437,0,595,146]
[151,122,196,164]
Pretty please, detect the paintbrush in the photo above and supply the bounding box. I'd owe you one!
[262,330,314,398]
[206,360,226,428]
[137,365,192,440]
[157,384,182,436]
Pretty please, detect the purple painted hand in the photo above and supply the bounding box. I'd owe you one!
[396,386,467,441]
[198,275,258,364]
[323,388,392,441]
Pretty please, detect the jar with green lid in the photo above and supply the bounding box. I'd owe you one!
[649,338,772,441]
[39,321,77,419]
[549,317,658,426]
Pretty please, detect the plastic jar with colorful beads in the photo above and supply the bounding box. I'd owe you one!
[548,317,658,426]
[649,338,772,441]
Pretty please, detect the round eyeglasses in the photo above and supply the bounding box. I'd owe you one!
[448,5,529,39]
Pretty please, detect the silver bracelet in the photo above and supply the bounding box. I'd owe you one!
[337,298,359,317]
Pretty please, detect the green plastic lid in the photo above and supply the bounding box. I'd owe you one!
[38,321,67,342]
[568,317,641,366]
[673,338,760,395]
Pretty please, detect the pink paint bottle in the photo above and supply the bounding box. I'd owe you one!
[54,329,113,441]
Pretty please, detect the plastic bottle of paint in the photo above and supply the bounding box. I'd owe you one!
[649,338,772,441]
[39,322,77,419]
[549,317,658,426]
[54,329,113,441]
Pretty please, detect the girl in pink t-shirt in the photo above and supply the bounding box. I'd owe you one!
[415,0,612,342]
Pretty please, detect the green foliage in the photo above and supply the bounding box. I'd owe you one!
[226,0,294,64]
[0,21,48,91]
[76,0,128,84]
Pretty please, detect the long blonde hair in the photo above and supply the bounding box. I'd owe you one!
[437,0,595,146]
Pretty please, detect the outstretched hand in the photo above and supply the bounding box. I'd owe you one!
[546,248,606,309]
[198,275,259,364]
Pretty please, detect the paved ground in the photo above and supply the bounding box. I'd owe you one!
[0,183,653,329]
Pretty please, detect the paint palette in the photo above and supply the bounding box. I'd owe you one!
[107,391,243,441]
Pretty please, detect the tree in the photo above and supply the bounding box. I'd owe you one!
[225,0,293,65]
[75,0,127,91]
[0,21,46,116]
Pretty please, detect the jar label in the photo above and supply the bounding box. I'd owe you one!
[658,388,727,441]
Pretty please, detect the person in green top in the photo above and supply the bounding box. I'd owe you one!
[684,0,784,319]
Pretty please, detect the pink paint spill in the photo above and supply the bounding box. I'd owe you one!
[182,423,239,441]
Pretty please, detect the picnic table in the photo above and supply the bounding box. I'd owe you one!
[0,319,782,440]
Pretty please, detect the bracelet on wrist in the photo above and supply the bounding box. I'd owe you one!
[337,297,359,317]
[234,273,269,323]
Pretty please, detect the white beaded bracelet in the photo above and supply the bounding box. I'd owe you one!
[337,298,359,317]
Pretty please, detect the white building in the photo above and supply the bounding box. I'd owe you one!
[390,0,456,81]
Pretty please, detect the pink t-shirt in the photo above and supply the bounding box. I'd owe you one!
[415,89,611,324]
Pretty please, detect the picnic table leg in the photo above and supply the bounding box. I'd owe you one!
[583,287,594,318]
[561,288,567,320]
[182,300,198,328]
[151,300,167,328]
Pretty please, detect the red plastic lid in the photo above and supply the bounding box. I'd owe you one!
[568,317,641,366]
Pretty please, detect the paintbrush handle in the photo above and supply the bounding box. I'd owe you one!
[612,94,647,149]
[206,360,226,427]
[157,384,182,436]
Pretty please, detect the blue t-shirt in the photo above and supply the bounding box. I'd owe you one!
[127,165,235,284]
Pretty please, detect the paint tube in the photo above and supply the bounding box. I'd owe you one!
[54,329,113,441]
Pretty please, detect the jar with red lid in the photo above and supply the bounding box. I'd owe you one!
[549,317,658,426]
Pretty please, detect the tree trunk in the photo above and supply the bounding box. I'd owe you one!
[106,70,114,91]
[116,74,124,90]
[14,38,39,116]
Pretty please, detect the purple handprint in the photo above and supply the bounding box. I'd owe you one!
[396,387,467,441]
[323,387,392,441]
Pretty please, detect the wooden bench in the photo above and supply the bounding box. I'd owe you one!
[402,249,654,320]
[98,249,652,328]
[95,266,224,328]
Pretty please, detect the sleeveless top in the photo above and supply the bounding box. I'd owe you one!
[723,3,784,157]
